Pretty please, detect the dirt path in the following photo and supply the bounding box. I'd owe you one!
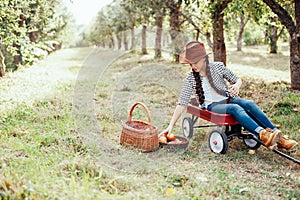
[229,63,290,83]
[0,48,93,113]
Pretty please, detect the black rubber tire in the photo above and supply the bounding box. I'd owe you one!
[208,130,228,154]
[182,117,193,139]
[243,136,261,150]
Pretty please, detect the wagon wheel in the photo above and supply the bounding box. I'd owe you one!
[243,135,261,150]
[182,117,193,139]
[208,130,228,154]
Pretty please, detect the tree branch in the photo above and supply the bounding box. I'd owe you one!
[278,26,285,39]
[218,0,234,12]
[179,11,202,34]
[179,11,213,48]
[263,0,296,35]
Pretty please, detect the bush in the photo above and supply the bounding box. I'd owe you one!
[243,24,264,46]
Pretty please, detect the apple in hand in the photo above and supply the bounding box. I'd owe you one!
[166,133,176,141]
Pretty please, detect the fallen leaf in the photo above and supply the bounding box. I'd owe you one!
[165,188,176,196]
[248,150,256,155]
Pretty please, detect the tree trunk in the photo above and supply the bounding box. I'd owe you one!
[206,32,213,49]
[142,25,148,55]
[211,0,232,66]
[269,17,278,54]
[237,17,248,51]
[13,13,26,68]
[13,43,22,67]
[130,27,135,50]
[290,32,300,90]
[169,0,182,62]
[155,11,163,59]
[116,33,122,49]
[101,41,105,48]
[212,9,226,65]
[263,0,300,90]
[0,49,5,77]
[123,31,128,51]
[29,32,37,42]
[109,37,115,49]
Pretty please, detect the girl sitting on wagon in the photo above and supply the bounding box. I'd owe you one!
[160,41,298,150]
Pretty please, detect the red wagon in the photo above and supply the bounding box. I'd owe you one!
[182,103,260,154]
[182,102,300,164]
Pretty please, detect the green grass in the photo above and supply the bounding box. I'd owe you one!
[1,46,300,199]
[0,86,135,199]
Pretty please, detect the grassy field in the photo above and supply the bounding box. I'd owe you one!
[0,45,299,199]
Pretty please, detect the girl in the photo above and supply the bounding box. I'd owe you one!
[160,41,297,150]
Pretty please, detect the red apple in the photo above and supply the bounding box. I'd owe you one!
[159,136,167,144]
[166,133,176,141]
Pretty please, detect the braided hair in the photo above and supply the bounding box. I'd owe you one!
[192,69,205,105]
[192,56,232,106]
[205,56,227,96]
[191,61,203,105]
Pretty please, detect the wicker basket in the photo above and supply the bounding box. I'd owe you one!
[120,102,159,152]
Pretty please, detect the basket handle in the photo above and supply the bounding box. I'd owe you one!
[128,102,152,125]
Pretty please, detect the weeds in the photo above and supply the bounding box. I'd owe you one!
[0,84,130,199]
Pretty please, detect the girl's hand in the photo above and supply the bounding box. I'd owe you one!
[229,79,242,97]
[158,127,171,137]
[229,84,240,96]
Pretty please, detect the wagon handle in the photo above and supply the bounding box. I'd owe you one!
[252,135,300,165]
[128,102,152,125]
[273,149,300,165]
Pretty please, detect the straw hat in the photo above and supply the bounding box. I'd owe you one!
[179,41,212,64]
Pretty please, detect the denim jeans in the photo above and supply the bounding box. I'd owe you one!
[207,97,275,135]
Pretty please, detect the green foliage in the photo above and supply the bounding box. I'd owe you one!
[0,0,72,70]
[86,0,172,48]
[83,0,298,67]
[243,23,265,45]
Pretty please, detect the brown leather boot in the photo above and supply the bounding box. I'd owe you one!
[259,129,281,149]
[277,135,298,150]
[266,128,298,150]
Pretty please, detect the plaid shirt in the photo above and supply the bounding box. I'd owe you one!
[178,62,238,106]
